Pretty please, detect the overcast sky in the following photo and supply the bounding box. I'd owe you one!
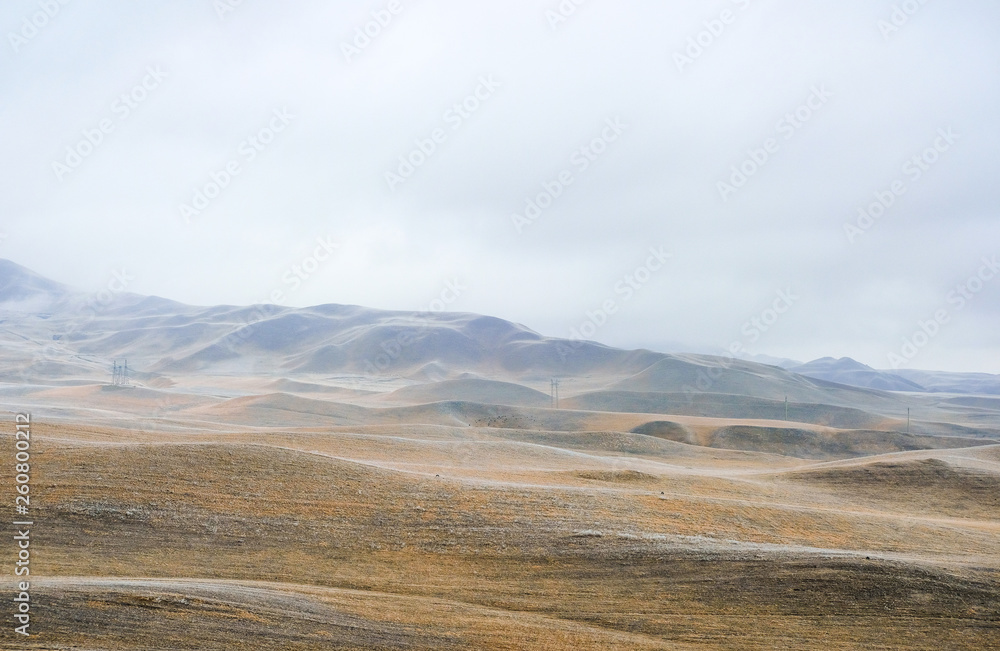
[2,0,998,372]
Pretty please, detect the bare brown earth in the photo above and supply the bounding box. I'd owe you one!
[2,407,999,649]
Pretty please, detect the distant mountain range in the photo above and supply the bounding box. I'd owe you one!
[788,357,1000,396]
[1,258,997,399]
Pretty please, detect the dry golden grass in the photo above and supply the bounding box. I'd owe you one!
[2,419,998,649]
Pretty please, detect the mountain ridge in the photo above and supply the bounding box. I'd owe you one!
[790,356,1000,396]
[1,259,996,400]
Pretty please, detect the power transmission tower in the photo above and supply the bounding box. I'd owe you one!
[112,359,131,386]
[551,379,560,409]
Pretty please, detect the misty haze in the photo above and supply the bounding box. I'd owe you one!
[1,1,999,649]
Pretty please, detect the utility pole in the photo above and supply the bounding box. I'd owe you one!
[551,379,560,409]
[784,396,788,421]
[907,407,910,435]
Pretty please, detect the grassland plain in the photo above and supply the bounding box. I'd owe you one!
[2,417,998,650]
